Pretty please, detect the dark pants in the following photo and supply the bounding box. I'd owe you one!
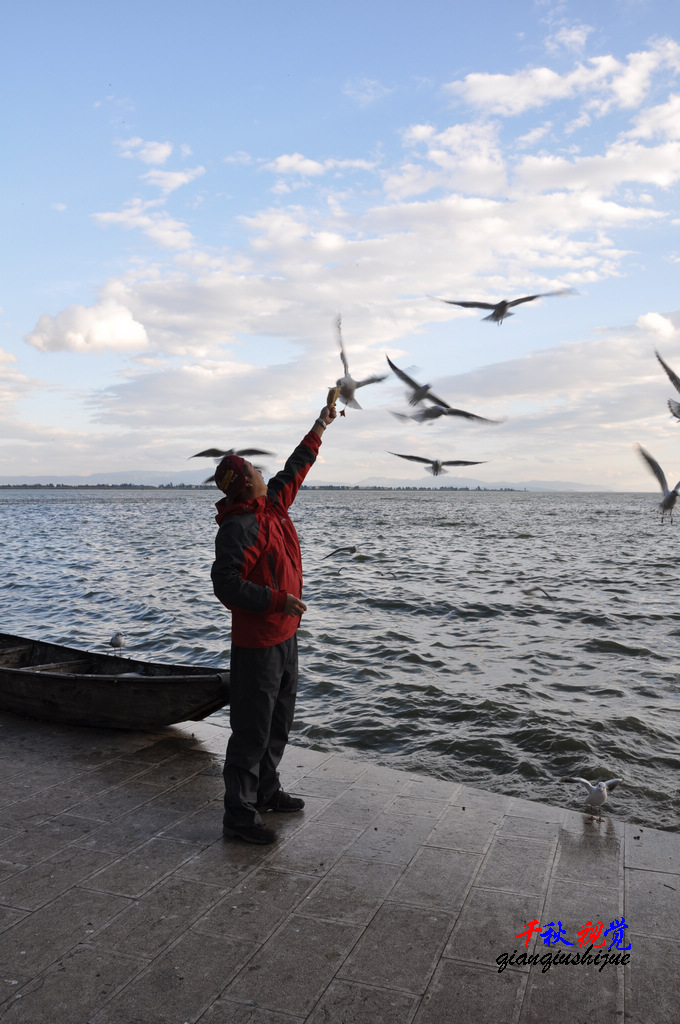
[222,635,298,827]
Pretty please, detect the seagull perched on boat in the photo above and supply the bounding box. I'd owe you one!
[388,452,485,476]
[637,445,680,523]
[334,315,387,409]
[561,777,622,821]
[655,350,680,421]
[109,632,125,652]
[386,356,496,422]
[431,289,575,324]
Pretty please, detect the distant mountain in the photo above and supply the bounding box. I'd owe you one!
[0,470,612,491]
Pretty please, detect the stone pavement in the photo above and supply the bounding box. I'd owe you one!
[0,711,677,1024]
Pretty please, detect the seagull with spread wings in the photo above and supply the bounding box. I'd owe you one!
[637,445,680,523]
[561,777,622,821]
[386,355,496,422]
[655,350,680,421]
[432,288,575,324]
[388,452,485,476]
[334,315,387,409]
[190,447,274,484]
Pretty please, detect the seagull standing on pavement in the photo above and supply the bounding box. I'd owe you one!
[561,777,622,821]
[431,289,575,324]
[637,445,680,522]
[388,452,485,476]
[334,316,387,409]
[386,356,497,422]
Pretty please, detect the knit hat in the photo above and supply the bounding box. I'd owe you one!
[214,454,247,500]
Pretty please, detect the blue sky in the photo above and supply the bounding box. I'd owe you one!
[2,0,680,487]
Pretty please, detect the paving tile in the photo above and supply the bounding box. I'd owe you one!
[93,876,227,957]
[504,796,566,823]
[0,785,97,830]
[198,1001,305,1024]
[306,979,417,1024]
[444,887,543,967]
[425,806,503,853]
[355,765,416,793]
[0,814,101,873]
[498,815,563,841]
[195,867,316,942]
[339,903,455,994]
[518,945,624,1024]
[541,877,622,942]
[456,785,511,812]
[414,960,524,1024]
[626,868,680,939]
[625,822,680,873]
[625,934,679,1024]
[91,928,256,1024]
[474,836,555,896]
[270,822,362,876]
[159,801,225,845]
[312,787,398,829]
[0,844,114,910]
[66,779,163,823]
[225,915,360,1016]
[73,801,189,855]
[345,813,437,865]
[0,888,131,976]
[84,837,200,897]
[388,846,481,912]
[299,857,404,925]
[0,943,142,1023]
[401,777,462,804]
[0,906,28,933]
[387,794,450,819]
[176,836,272,886]
[553,826,623,888]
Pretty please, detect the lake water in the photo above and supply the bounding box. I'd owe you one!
[1,486,678,832]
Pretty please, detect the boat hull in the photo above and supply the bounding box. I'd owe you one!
[0,632,230,730]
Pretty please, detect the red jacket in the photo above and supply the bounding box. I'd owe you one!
[211,430,322,648]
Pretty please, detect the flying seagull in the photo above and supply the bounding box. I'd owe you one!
[191,447,274,459]
[334,315,387,409]
[323,545,357,559]
[191,446,275,485]
[386,356,496,422]
[637,445,680,522]
[655,350,680,421]
[561,777,622,821]
[388,452,485,476]
[432,289,575,325]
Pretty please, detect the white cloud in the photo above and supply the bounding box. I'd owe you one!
[343,77,392,107]
[446,39,680,117]
[141,165,205,195]
[545,24,593,55]
[637,312,678,338]
[25,300,148,353]
[93,199,195,249]
[116,137,173,164]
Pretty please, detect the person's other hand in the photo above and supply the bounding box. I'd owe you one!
[284,594,307,617]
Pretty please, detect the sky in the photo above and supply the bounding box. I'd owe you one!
[2,0,680,489]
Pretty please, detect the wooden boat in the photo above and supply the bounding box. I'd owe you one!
[0,631,229,730]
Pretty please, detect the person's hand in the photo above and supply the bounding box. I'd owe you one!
[318,404,337,426]
[284,594,307,617]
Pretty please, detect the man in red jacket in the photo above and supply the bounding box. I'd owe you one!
[211,403,336,844]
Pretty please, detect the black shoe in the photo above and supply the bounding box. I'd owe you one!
[257,790,305,813]
[223,822,277,844]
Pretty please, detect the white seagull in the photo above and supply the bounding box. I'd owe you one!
[561,777,622,821]
[109,632,125,652]
[655,350,680,421]
[334,315,387,409]
[432,289,575,325]
[388,452,485,476]
[190,447,274,484]
[386,356,497,422]
[637,445,680,522]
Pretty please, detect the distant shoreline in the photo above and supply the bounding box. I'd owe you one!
[0,482,524,492]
